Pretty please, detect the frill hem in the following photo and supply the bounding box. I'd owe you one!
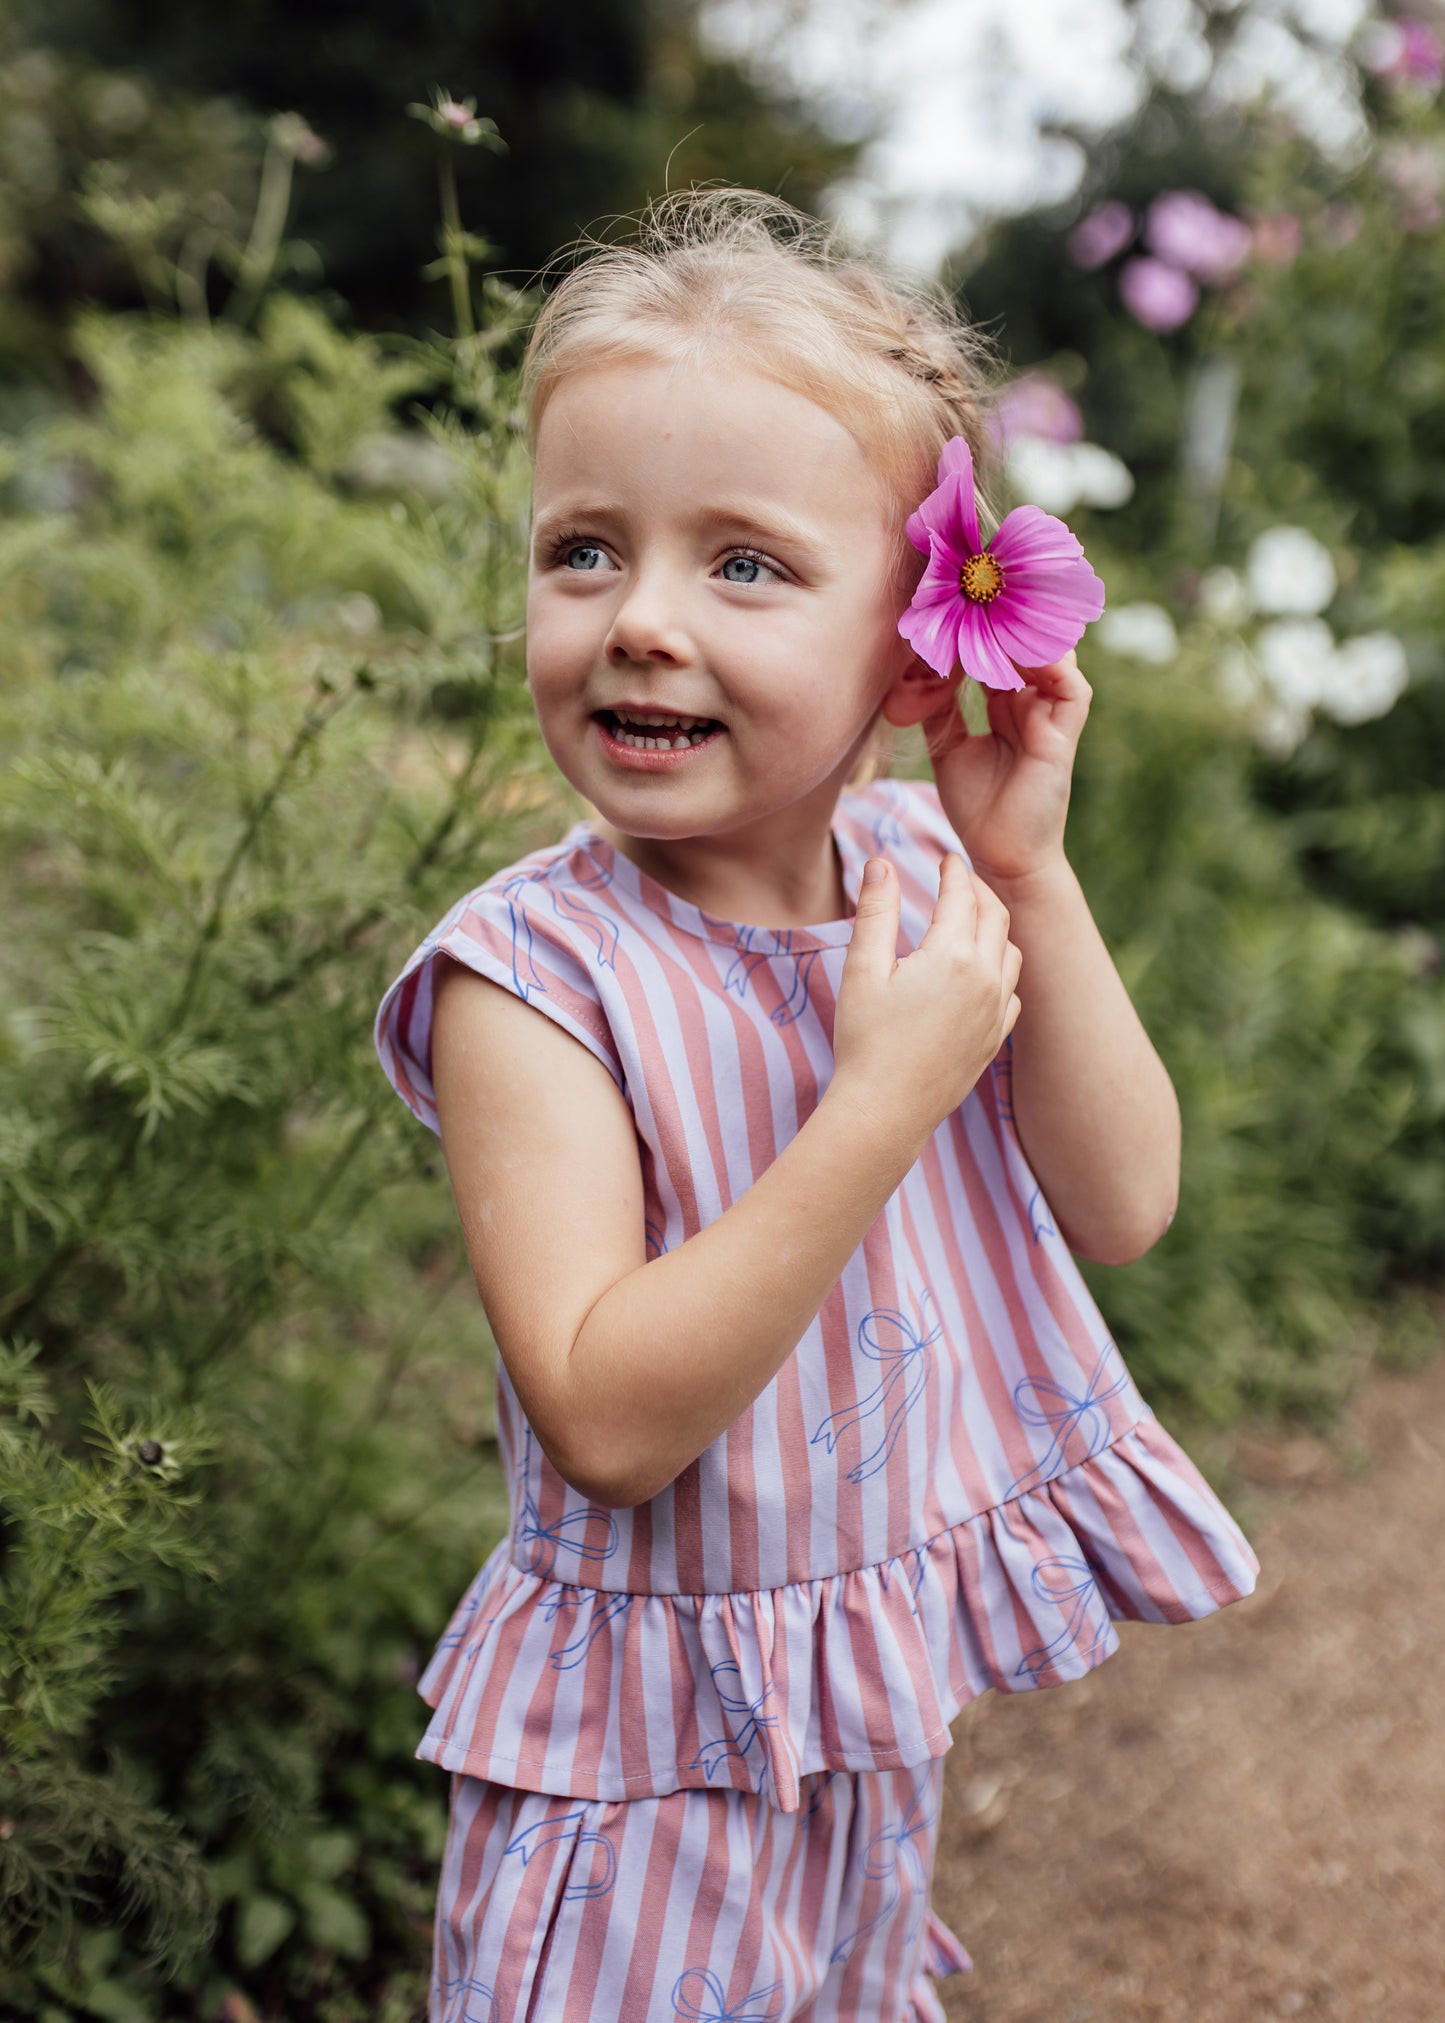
[415,1413,1259,1813]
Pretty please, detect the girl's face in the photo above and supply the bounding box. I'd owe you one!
[525,354,915,847]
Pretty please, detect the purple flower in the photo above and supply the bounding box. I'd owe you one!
[1118,257,1199,333]
[898,438,1106,690]
[1366,17,1444,89]
[990,372,1084,451]
[1068,200,1136,270]
[1144,190,1253,285]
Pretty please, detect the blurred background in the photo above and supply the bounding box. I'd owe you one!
[1,0,1442,2014]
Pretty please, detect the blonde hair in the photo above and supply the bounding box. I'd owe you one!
[521,187,1004,783]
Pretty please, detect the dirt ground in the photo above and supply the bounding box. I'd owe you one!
[932,1350,1445,2023]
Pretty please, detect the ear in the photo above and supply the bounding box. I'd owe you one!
[881,656,959,728]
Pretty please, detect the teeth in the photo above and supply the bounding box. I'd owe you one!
[606,708,717,753]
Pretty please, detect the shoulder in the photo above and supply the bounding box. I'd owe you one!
[374,827,626,1135]
[835,776,970,871]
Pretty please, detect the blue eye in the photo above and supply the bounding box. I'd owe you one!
[720,552,779,586]
[563,543,610,572]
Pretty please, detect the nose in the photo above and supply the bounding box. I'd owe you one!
[603,567,694,667]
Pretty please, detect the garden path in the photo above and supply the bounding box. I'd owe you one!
[935,1342,1445,2022]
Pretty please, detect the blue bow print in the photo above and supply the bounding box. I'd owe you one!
[717,925,819,1028]
[505,1812,618,1899]
[516,1489,620,1578]
[515,1427,620,1578]
[1026,1182,1056,1243]
[811,1292,942,1484]
[500,857,619,1001]
[1003,1341,1134,1498]
[550,860,619,972]
[829,1779,933,1964]
[671,1969,786,2021]
[436,1585,483,1652]
[432,1970,495,2021]
[549,1590,632,1672]
[1014,1554,1111,1683]
[689,1663,779,1789]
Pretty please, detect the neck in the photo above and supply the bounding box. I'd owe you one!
[591,785,854,930]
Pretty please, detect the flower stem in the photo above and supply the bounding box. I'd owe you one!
[438,151,474,342]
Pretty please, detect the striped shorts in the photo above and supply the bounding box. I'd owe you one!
[429,1759,972,2022]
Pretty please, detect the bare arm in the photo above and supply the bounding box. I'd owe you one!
[430,854,1020,1508]
[984,857,1180,1265]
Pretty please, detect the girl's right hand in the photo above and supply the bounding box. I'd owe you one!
[830,854,1021,1154]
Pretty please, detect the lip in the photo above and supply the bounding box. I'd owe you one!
[592,711,725,772]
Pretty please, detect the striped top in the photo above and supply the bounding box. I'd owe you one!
[374,778,1258,1812]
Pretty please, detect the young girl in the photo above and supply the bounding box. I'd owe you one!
[374,190,1259,2023]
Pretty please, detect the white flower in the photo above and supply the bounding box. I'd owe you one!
[1246,526,1337,616]
[1256,618,1336,709]
[1096,602,1179,664]
[1216,643,1311,754]
[1005,437,1135,515]
[1255,702,1312,757]
[1315,633,1409,725]
[1069,443,1135,509]
[1005,436,1084,514]
[1198,565,1251,627]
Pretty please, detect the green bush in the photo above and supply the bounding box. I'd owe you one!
[0,271,557,2014]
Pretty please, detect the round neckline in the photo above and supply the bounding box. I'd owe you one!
[564,799,868,951]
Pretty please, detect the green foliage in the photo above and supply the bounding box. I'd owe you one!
[951,62,1445,1384]
[1,263,543,2013]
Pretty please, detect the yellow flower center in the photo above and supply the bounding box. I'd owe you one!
[959,552,1005,603]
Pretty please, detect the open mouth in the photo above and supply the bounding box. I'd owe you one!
[595,709,724,752]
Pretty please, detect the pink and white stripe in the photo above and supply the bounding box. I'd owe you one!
[430,1757,969,2022]
[375,780,1259,1815]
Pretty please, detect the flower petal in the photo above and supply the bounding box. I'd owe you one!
[986,596,1092,666]
[899,592,965,677]
[957,604,1027,691]
[910,539,971,611]
[991,504,1089,569]
[910,460,981,562]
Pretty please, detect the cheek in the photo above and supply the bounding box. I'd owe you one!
[525,588,597,688]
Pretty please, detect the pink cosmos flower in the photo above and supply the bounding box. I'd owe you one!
[1118,256,1199,332]
[1366,17,1444,90]
[1144,190,1253,285]
[897,438,1106,690]
[990,371,1084,450]
[1068,200,1136,270]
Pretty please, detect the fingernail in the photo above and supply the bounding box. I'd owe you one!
[863,859,888,885]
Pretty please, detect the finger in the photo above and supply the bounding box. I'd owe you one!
[844,856,902,980]
[1002,991,1022,1040]
[1011,651,1092,717]
[917,852,977,953]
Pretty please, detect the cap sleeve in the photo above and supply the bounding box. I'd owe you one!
[373,866,626,1138]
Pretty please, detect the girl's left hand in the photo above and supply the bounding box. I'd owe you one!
[920,650,1091,889]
